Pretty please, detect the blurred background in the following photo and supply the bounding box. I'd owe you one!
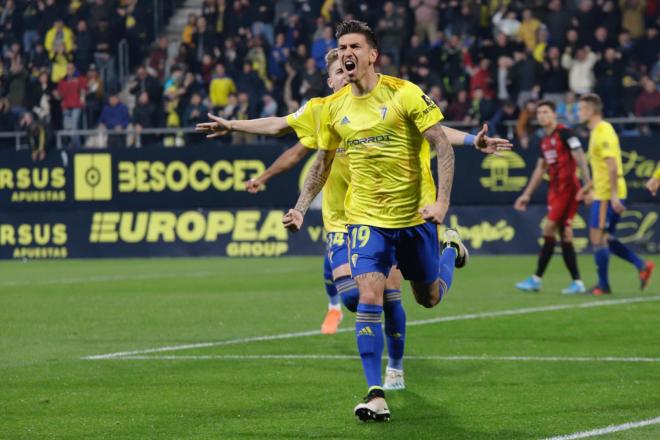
[0,0,657,259]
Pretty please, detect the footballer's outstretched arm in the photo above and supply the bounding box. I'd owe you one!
[246,143,311,193]
[283,149,336,231]
[195,114,293,138]
[514,158,546,211]
[420,122,454,224]
[442,124,513,154]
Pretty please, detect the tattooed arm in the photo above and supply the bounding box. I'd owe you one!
[419,122,454,224]
[282,149,336,231]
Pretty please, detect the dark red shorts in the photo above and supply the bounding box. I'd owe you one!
[547,190,579,227]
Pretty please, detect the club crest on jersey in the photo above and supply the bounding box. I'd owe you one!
[341,116,350,125]
[380,106,388,120]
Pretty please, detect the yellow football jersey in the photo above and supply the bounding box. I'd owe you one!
[286,98,350,233]
[653,164,660,180]
[588,120,627,200]
[318,75,442,229]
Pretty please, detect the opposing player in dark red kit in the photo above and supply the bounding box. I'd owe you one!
[514,100,593,294]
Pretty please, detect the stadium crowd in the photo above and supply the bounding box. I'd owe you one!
[0,0,658,151]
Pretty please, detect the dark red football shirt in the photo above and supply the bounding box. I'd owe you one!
[539,124,582,196]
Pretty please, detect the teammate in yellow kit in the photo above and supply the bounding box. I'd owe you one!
[577,94,654,295]
[281,20,507,421]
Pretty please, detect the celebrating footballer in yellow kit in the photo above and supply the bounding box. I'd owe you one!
[283,20,470,422]
[578,94,654,295]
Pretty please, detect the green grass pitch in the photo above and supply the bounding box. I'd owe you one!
[1,255,659,439]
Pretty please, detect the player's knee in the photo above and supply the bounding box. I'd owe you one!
[413,291,439,308]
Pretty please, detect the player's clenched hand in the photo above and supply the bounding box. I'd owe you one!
[420,201,449,224]
[194,113,232,138]
[611,197,626,214]
[282,209,304,232]
[245,178,264,194]
[576,186,594,205]
[474,123,513,156]
[514,194,530,211]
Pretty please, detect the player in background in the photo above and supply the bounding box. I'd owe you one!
[645,165,660,196]
[281,20,510,422]
[196,48,511,390]
[578,94,654,295]
[514,100,592,294]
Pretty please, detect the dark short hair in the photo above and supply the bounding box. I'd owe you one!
[335,20,378,49]
[536,100,556,112]
[579,93,603,114]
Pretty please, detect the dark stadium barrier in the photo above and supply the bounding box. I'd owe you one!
[0,205,656,260]
[0,138,657,259]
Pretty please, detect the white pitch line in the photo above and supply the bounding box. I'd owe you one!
[82,295,660,360]
[543,415,660,440]
[107,354,660,363]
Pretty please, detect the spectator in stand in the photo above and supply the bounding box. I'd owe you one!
[562,46,598,95]
[7,57,29,118]
[545,0,571,48]
[74,20,93,75]
[541,47,569,106]
[148,36,169,81]
[299,58,325,103]
[28,43,51,71]
[21,0,41,55]
[311,26,337,70]
[591,27,611,55]
[231,92,255,144]
[57,63,86,148]
[251,0,275,45]
[49,41,72,83]
[376,1,405,67]
[85,66,104,129]
[489,100,518,138]
[235,62,265,118]
[99,93,130,148]
[209,63,236,111]
[30,70,59,130]
[492,8,520,38]
[635,75,660,117]
[130,66,162,111]
[260,94,278,118]
[410,0,439,44]
[575,0,599,44]
[192,16,216,71]
[21,112,46,161]
[510,50,540,107]
[0,99,14,147]
[557,91,580,125]
[518,9,541,51]
[132,92,157,147]
[621,0,647,39]
[469,58,494,99]
[403,34,427,68]
[496,56,513,102]
[183,92,208,144]
[468,88,496,124]
[44,19,74,56]
[446,89,471,122]
[428,85,448,110]
[269,33,289,82]
[516,100,537,149]
[378,53,398,77]
[595,48,624,116]
[636,26,659,70]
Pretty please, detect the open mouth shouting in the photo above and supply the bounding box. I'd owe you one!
[344,58,356,72]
